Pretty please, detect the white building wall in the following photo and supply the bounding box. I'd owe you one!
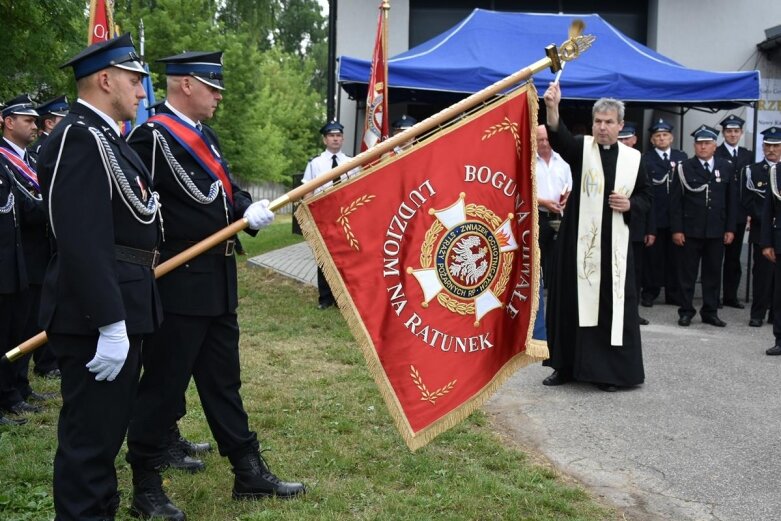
[336,0,410,155]
[650,0,772,154]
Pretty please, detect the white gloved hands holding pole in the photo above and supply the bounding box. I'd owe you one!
[85,320,130,382]
[244,199,274,230]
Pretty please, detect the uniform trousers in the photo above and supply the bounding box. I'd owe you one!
[722,222,746,303]
[642,227,680,305]
[29,285,58,376]
[317,267,334,306]
[9,286,42,399]
[538,211,560,288]
[50,332,142,521]
[127,312,258,470]
[0,292,30,409]
[751,244,774,321]
[676,237,724,319]
[773,258,781,344]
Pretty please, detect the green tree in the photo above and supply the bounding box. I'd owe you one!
[114,0,325,184]
[0,0,84,101]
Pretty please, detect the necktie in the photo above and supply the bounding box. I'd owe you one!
[703,162,710,173]
[662,152,668,162]
[331,154,340,186]
[732,149,738,159]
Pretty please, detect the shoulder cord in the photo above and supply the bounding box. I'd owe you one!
[88,127,160,226]
[770,164,781,201]
[744,165,765,198]
[676,163,709,204]
[152,128,229,224]
[0,190,14,216]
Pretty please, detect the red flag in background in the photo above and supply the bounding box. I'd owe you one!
[88,0,115,44]
[297,85,545,450]
[361,1,390,151]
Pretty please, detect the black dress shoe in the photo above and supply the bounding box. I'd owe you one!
[41,368,61,379]
[0,414,28,426]
[766,345,781,356]
[165,443,205,473]
[639,316,649,325]
[640,299,653,308]
[178,435,212,457]
[27,391,57,402]
[678,316,692,327]
[702,315,727,327]
[542,370,572,386]
[596,383,618,392]
[4,400,42,415]
[723,299,745,309]
[749,318,763,327]
[317,301,335,310]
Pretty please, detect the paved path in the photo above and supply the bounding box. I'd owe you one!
[249,243,781,521]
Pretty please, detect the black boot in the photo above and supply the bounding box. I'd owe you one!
[231,452,306,500]
[171,424,212,457]
[130,468,187,520]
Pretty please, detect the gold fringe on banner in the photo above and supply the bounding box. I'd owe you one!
[296,84,548,451]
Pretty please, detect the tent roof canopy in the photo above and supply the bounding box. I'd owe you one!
[338,9,760,108]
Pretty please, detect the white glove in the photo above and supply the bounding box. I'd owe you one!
[85,320,130,382]
[244,199,274,230]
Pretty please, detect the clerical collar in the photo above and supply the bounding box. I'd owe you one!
[76,99,120,136]
[164,101,199,128]
[2,137,26,158]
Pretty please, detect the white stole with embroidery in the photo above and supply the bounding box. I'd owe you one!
[576,137,640,345]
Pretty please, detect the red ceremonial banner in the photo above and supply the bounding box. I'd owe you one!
[297,85,546,450]
[88,0,114,44]
[361,1,389,151]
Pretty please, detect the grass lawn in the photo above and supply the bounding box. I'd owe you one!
[0,215,615,521]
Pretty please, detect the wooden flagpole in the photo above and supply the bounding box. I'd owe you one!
[2,25,594,363]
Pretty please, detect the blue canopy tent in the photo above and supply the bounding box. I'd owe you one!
[338,9,760,108]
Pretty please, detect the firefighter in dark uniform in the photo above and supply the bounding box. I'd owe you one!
[742,128,781,327]
[618,124,651,325]
[670,125,737,327]
[35,34,163,521]
[716,114,753,308]
[31,95,69,156]
[27,96,67,379]
[0,100,31,428]
[1,95,54,417]
[759,128,781,355]
[125,51,305,520]
[641,118,687,307]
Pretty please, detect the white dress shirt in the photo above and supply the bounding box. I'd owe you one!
[535,151,572,207]
[302,149,355,194]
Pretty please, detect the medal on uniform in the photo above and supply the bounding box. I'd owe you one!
[135,175,149,202]
[715,170,721,183]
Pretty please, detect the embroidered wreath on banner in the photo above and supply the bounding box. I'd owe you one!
[409,196,519,325]
[482,117,522,159]
[336,194,376,250]
[410,365,457,405]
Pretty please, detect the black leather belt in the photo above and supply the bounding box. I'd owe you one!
[115,245,160,268]
[163,238,236,257]
[538,210,561,221]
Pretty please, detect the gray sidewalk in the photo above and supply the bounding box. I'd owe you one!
[248,243,781,521]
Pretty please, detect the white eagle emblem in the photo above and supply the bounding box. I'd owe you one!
[448,236,488,285]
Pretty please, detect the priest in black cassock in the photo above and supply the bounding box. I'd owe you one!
[541,82,651,392]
